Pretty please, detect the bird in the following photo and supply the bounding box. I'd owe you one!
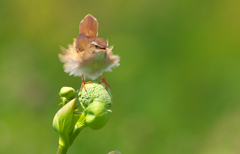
[59,14,120,91]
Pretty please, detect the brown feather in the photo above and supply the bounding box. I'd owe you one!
[75,33,95,52]
[79,14,98,38]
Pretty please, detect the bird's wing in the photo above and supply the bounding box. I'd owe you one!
[75,33,95,52]
[79,14,98,38]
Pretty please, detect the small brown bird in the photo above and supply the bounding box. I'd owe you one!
[59,14,120,91]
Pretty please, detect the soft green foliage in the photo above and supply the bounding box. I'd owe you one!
[1,0,240,154]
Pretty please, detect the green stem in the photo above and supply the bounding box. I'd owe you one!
[69,112,86,145]
[57,145,68,154]
[70,127,82,145]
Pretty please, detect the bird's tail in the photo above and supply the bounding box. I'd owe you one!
[79,14,98,38]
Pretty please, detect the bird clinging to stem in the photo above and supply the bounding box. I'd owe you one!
[59,14,120,91]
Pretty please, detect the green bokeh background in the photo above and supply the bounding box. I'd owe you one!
[1,0,240,154]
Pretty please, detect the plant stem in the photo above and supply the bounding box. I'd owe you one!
[70,128,82,145]
[57,145,68,154]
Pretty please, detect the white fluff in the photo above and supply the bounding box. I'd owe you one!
[59,39,120,80]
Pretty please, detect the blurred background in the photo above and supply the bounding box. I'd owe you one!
[0,0,240,153]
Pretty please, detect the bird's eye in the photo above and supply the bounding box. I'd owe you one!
[94,45,101,49]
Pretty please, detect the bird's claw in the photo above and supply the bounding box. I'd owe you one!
[80,74,92,92]
[99,75,111,89]
[80,81,92,92]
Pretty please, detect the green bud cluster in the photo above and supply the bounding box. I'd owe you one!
[78,83,113,130]
[53,83,113,152]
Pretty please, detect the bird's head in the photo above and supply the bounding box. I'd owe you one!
[89,38,108,54]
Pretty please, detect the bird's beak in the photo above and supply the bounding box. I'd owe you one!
[104,45,109,50]
[101,45,108,52]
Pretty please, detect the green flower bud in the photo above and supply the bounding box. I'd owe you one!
[59,87,76,105]
[78,83,113,130]
[53,98,76,148]
[85,101,111,130]
[78,83,113,109]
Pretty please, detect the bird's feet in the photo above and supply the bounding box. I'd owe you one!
[99,75,111,89]
[80,75,92,92]
[80,81,92,92]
